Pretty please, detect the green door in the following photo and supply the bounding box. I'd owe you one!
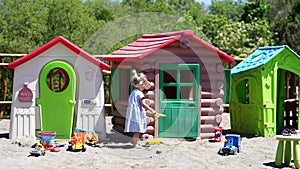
[36,61,76,139]
[158,64,200,138]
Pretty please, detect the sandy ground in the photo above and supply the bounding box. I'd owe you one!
[0,113,293,169]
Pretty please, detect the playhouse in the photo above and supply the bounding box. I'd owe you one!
[8,36,110,140]
[103,30,234,139]
[230,45,300,136]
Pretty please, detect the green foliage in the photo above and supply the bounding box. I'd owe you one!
[84,12,200,55]
[210,0,245,21]
[241,0,270,23]
[268,0,300,53]
[84,0,115,22]
[45,0,103,47]
[203,14,274,58]
[0,0,49,53]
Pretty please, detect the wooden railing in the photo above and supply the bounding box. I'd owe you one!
[0,54,25,118]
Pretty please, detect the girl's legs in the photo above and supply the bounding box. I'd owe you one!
[132,132,140,147]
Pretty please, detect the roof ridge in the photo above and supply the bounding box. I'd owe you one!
[8,36,110,70]
[103,30,234,62]
[231,45,299,74]
[141,30,194,38]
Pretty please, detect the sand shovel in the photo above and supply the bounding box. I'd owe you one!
[154,113,166,118]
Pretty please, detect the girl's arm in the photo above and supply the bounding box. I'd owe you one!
[140,97,156,114]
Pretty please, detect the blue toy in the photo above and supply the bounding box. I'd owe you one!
[218,134,241,155]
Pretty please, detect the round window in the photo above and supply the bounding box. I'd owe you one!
[46,68,69,92]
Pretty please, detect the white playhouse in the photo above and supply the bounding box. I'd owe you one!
[8,36,110,140]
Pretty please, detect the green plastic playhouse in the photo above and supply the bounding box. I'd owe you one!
[230,46,300,136]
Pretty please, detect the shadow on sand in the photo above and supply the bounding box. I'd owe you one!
[263,161,294,168]
[0,132,9,139]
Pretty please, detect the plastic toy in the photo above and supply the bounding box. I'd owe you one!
[38,131,60,152]
[86,130,102,147]
[214,126,222,142]
[147,139,161,145]
[282,128,297,136]
[154,113,166,118]
[67,128,87,152]
[218,134,241,155]
[29,143,46,157]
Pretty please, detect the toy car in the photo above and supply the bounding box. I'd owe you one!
[86,130,102,147]
[30,143,46,157]
[67,128,86,152]
[218,134,241,155]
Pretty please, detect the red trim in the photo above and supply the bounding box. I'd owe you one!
[8,36,110,70]
[103,30,234,62]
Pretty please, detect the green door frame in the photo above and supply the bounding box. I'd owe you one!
[158,63,200,138]
[36,60,76,139]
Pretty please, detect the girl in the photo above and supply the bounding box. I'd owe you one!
[124,70,156,148]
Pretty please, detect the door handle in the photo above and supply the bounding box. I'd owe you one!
[68,100,75,105]
[188,103,196,108]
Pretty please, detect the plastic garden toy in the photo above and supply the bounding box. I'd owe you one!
[155,113,166,118]
[218,134,241,155]
[67,128,87,152]
[86,130,102,147]
[282,128,297,136]
[29,143,46,157]
[39,131,60,152]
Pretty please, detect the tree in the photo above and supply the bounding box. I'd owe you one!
[202,14,274,58]
[84,0,115,22]
[45,0,101,47]
[240,0,270,23]
[210,0,245,21]
[0,0,49,53]
[264,0,300,53]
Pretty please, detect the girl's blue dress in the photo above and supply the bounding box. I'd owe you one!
[124,89,147,133]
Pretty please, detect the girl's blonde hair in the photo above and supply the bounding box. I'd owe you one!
[131,69,147,88]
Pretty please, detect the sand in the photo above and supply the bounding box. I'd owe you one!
[0,113,293,169]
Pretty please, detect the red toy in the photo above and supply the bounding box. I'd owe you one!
[67,128,87,152]
[214,126,222,142]
[39,132,60,152]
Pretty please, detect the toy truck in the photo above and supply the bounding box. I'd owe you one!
[218,134,241,155]
[67,128,87,152]
[30,143,46,157]
[86,130,102,147]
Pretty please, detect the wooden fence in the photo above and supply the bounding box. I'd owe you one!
[0,54,25,118]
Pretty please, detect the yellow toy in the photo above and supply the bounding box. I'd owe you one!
[147,139,161,145]
[86,130,102,147]
[155,113,166,118]
[67,128,87,152]
[146,110,166,118]
[29,143,46,156]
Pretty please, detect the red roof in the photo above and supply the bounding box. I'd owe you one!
[8,36,110,70]
[103,30,234,62]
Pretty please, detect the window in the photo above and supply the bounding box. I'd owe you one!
[236,79,250,104]
[160,64,198,101]
[46,68,69,92]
